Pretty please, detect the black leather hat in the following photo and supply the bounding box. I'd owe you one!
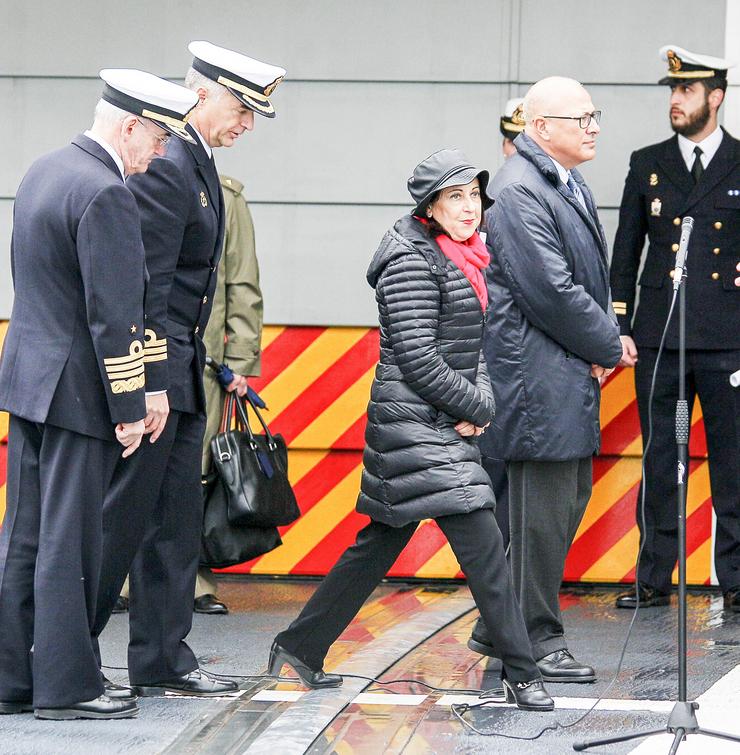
[408,148,492,217]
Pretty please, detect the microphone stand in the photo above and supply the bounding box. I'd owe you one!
[574,260,740,753]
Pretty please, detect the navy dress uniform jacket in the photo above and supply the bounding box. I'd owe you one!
[610,129,740,349]
[0,135,147,436]
[128,125,224,413]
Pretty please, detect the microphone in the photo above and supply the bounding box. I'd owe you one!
[731,368,740,388]
[672,216,694,291]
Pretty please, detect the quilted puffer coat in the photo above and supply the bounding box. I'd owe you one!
[356,215,496,527]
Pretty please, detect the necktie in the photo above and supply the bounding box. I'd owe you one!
[691,145,704,184]
[567,173,588,211]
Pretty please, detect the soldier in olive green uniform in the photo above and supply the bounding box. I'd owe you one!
[194,174,263,613]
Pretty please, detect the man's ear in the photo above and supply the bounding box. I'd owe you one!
[197,87,208,105]
[121,115,138,138]
[708,87,725,112]
[531,116,550,142]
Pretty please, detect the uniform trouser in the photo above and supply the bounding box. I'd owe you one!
[507,457,592,660]
[635,348,740,593]
[0,417,118,707]
[93,409,206,684]
[275,508,539,682]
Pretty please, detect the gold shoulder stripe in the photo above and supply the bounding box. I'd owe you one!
[111,374,145,394]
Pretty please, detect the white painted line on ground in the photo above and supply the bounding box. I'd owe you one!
[162,690,247,700]
[629,662,740,754]
[251,690,305,703]
[352,693,428,706]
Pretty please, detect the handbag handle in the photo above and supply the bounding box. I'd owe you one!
[233,394,278,451]
[219,392,236,433]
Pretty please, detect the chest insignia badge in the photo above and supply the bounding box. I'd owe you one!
[649,173,659,186]
[200,191,208,208]
[651,197,662,217]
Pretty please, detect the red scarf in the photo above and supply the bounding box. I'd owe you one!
[433,229,490,310]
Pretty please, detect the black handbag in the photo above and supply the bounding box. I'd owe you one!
[210,392,300,528]
[200,393,284,569]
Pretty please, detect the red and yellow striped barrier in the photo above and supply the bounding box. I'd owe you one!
[0,323,715,584]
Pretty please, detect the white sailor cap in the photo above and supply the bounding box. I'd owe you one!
[188,40,286,118]
[100,69,199,143]
[658,45,735,85]
[500,97,525,138]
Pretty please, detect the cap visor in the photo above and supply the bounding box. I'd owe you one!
[228,88,276,118]
[162,123,196,143]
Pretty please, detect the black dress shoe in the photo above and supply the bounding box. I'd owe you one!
[136,668,239,697]
[615,584,670,609]
[0,700,33,714]
[268,641,342,689]
[502,678,554,711]
[112,596,129,614]
[467,632,497,658]
[194,594,229,615]
[102,675,138,701]
[723,587,740,613]
[536,650,596,683]
[35,695,138,720]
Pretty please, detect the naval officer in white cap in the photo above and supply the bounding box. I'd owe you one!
[499,97,525,158]
[0,70,197,720]
[611,45,740,613]
[93,42,286,697]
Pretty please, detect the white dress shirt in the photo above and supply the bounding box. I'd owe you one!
[677,126,723,171]
[83,130,125,180]
[549,156,588,211]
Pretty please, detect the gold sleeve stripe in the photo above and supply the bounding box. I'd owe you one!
[106,358,144,373]
[106,364,145,380]
[104,340,144,366]
[144,329,167,348]
[143,353,167,363]
[110,374,145,394]
[144,345,167,355]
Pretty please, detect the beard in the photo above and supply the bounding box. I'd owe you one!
[671,98,711,137]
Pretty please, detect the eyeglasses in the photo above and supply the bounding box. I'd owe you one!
[541,111,602,129]
[136,118,171,146]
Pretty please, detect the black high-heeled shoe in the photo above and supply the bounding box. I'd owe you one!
[502,677,554,711]
[268,641,343,689]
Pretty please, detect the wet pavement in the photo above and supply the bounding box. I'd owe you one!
[1,579,739,754]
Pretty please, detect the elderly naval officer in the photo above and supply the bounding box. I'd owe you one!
[0,70,197,720]
[611,46,740,613]
[92,42,286,697]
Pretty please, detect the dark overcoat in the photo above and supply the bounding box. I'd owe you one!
[356,215,496,527]
[479,133,622,462]
[0,135,146,439]
[127,124,225,413]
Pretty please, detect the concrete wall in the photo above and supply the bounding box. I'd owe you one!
[0,0,729,324]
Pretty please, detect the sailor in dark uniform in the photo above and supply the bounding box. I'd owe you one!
[610,45,740,613]
[0,70,198,719]
[92,42,286,696]
[499,96,525,159]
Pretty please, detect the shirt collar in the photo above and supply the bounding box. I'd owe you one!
[548,156,571,185]
[677,126,723,169]
[83,130,125,180]
[191,125,212,158]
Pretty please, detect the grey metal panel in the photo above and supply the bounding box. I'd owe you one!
[0,200,11,318]
[0,79,512,202]
[250,203,404,326]
[518,0,727,84]
[1,0,515,81]
[1,78,683,208]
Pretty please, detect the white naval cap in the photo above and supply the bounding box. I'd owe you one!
[500,97,525,138]
[658,45,735,85]
[100,69,199,143]
[188,40,286,118]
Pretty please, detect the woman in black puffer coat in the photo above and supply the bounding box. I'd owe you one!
[269,149,552,711]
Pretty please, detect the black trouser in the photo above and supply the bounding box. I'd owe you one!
[93,409,205,684]
[0,417,119,707]
[506,457,592,660]
[482,456,510,549]
[635,348,740,593]
[275,508,539,682]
